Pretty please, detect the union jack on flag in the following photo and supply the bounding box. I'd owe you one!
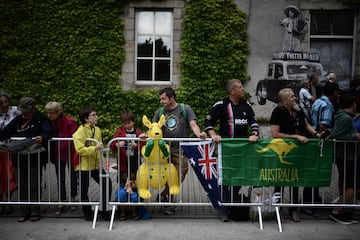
[181,141,226,213]
[198,142,217,180]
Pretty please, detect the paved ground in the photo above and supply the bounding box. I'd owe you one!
[1,210,360,240]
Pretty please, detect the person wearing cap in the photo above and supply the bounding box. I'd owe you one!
[0,90,20,215]
[0,97,52,222]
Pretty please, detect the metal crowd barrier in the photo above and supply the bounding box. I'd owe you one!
[271,139,360,232]
[106,138,249,231]
[1,137,359,232]
[48,137,107,228]
[0,137,104,228]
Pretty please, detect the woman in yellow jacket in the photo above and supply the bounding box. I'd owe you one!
[72,106,112,221]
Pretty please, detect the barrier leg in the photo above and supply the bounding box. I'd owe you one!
[109,205,116,231]
[257,206,263,230]
[275,206,282,232]
[92,205,99,229]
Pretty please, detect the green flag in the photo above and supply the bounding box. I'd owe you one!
[219,138,333,187]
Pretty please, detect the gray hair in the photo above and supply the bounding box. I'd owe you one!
[225,79,242,93]
[45,101,64,114]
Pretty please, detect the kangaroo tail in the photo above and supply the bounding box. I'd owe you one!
[256,146,270,153]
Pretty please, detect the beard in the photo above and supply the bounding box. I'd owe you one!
[293,104,301,111]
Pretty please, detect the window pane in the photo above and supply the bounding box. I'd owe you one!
[267,64,273,77]
[155,60,170,81]
[155,37,171,57]
[137,36,153,57]
[311,14,331,35]
[311,12,354,35]
[155,12,172,35]
[333,14,354,35]
[137,12,154,34]
[137,60,152,81]
[311,39,353,88]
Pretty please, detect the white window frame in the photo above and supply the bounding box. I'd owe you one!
[135,10,173,85]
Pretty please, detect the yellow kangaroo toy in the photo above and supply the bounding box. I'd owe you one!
[136,115,180,199]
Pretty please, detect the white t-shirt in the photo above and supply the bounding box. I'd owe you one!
[0,106,20,129]
[299,88,313,108]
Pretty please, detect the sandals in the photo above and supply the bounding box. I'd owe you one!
[70,206,78,211]
[132,211,140,221]
[17,216,29,222]
[291,211,300,222]
[119,212,126,221]
[30,214,40,221]
[54,206,64,215]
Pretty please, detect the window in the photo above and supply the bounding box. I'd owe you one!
[309,11,355,88]
[136,10,173,83]
[310,11,354,36]
[267,64,274,78]
[274,64,283,79]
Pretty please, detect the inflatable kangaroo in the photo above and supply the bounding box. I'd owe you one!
[136,115,180,199]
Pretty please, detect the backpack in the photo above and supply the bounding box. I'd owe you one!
[158,103,187,121]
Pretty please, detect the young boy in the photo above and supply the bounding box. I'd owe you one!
[329,94,360,225]
[110,110,144,220]
[72,106,112,221]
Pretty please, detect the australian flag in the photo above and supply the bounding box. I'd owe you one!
[180,141,227,214]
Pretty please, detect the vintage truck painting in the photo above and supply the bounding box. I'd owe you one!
[255,51,327,105]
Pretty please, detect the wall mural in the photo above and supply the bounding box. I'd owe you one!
[255,5,327,106]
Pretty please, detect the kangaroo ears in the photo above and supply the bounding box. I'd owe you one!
[142,115,152,128]
[158,114,166,128]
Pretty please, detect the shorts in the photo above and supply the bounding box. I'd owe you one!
[169,152,188,182]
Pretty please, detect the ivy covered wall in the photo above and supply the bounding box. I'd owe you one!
[180,0,249,116]
[0,0,249,142]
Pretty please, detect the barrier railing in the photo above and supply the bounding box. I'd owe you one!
[106,138,261,231]
[270,139,360,232]
[0,137,104,228]
[1,137,359,232]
